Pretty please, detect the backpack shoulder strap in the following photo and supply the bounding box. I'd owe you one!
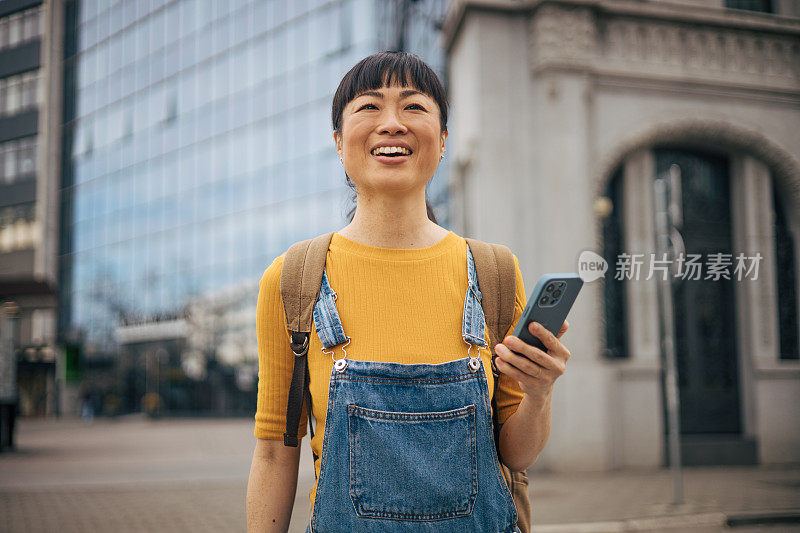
[463,238,516,366]
[280,232,335,335]
[280,232,334,447]
[465,238,532,533]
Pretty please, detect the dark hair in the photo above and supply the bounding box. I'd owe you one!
[332,51,448,224]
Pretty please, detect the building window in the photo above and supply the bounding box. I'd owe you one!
[0,71,39,118]
[0,6,42,52]
[0,17,8,49]
[22,8,40,41]
[601,167,629,359]
[0,136,37,184]
[0,202,37,252]
[724,0,773,13]
[773,182,799,360]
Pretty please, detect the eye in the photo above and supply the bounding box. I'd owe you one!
[357,103,378,111]
[407,103,426,111]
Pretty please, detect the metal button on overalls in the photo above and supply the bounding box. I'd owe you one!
[306,247,520,533]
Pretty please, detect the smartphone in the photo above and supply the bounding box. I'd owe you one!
[509,273,583,354]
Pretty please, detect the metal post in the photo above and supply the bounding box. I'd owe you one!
[653,165,684,505]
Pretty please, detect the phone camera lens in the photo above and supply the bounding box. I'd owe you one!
[552,289,561,298]
[540,296,549,305]
[545,284,555,292]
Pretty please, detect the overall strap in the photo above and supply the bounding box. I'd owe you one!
[463,238,516,366]
[280,232,334,447]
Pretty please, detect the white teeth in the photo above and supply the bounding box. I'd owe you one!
[372,146,411,156]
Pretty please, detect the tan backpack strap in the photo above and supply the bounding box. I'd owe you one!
[466,238,530,532]
[280,232,334,334]
[464,238,516,360]
[279,231,333,447]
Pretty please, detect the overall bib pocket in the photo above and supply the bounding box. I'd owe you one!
[347,404,478,521]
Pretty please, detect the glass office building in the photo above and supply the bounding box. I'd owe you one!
[60,0,450,414]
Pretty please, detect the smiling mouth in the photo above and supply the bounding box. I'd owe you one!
[371,153,411,165]
[370,147,413,157]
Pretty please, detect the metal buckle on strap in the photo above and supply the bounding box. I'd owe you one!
[290,332,309,356]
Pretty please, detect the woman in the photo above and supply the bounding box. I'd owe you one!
[246,51,571,532]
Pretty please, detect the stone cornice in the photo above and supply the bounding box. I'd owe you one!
[443,0,800,100]
[442,0,800,53]
[531,3,800,94]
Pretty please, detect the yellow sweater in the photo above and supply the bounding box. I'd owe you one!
[254,229,527,511]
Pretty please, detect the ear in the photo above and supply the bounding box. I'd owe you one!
[440,129,448,152]
[333,131,342,157]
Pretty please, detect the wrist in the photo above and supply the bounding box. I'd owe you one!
[523,385,553,404]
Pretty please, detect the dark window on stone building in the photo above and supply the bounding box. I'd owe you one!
[773,182,799,360]
[724,0,773,13]
[602,167,629,359]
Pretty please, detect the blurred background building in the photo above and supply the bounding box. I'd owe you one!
[0,0,63,427]
[56,0,450,418]
[444,0,800,470]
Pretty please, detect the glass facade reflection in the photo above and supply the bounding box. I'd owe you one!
[60,0,451,414]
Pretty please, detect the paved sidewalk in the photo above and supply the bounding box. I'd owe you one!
[0,417,797,532]
[523,465,800,532]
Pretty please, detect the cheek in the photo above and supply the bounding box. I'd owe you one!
[342,123,371,152]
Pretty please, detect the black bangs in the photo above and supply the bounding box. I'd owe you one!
[331,51,448,134]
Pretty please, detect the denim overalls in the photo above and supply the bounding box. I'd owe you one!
[306,246,521,533]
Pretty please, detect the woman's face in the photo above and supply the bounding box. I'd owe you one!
[334,83,447,197]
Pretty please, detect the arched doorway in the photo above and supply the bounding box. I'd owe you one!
[600,145,790,465]
[653,148,742,437]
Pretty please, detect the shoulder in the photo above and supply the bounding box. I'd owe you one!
[259,252,287,293]
[461,235,521,268]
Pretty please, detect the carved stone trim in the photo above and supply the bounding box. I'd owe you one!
[527,0,800,94]
[597,17,800,92]
[529,4,597,68]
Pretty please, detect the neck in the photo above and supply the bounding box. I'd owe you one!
[338,190,447,249]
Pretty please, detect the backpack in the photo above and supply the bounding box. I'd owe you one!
[279,231,532,533]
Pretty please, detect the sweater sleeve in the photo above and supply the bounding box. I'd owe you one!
[493,253,528,425]
[254,253,308,440]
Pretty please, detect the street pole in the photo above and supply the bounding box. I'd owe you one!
[653,164,684,505]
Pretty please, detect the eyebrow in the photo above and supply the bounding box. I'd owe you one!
[355,89,424,99]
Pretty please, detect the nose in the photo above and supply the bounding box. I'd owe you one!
[377,108,407,135]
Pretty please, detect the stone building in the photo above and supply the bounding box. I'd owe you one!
[443,0,800,469]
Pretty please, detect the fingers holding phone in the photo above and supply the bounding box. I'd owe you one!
[494,274,581,397]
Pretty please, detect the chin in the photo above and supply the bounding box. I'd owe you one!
[365,173,425,192]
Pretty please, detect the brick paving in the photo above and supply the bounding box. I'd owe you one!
[0,417,797,532]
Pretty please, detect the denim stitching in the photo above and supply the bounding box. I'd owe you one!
[348,404,474,422]
[331,373,479,385]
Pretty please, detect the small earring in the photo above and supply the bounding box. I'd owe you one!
[339,156,343,164]
[439,152,445,161]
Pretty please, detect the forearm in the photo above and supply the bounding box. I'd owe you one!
[497,387,553,472]
[246,440,301,532]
